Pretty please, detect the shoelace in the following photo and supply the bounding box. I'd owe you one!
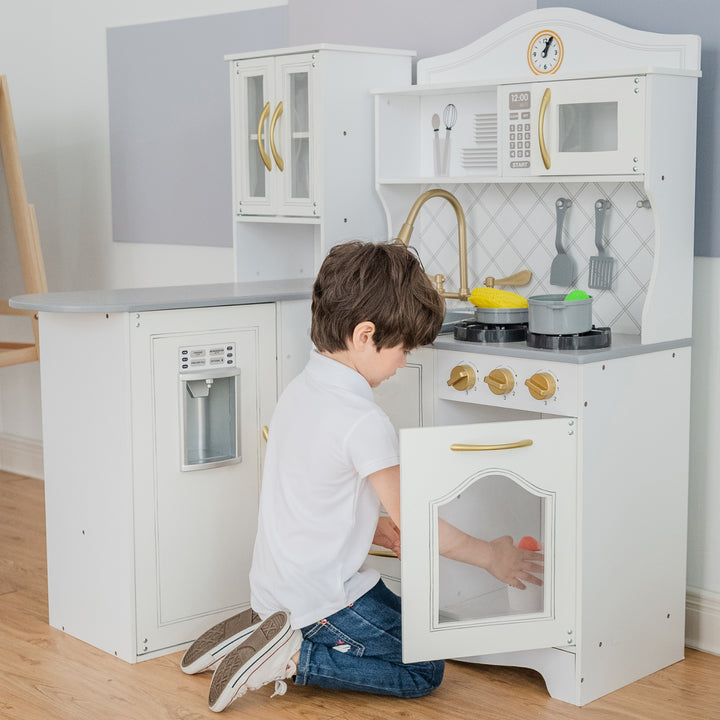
[271,680,288,698]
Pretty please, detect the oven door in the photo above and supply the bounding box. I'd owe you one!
[399,417,577,663]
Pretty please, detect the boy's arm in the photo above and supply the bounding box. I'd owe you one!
[368,465,543,589]
[372,516,401,557]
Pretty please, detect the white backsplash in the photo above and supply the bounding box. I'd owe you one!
[413,181,654,334]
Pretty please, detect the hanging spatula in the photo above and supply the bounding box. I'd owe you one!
[588,199,613,290]
[549,197,574,286]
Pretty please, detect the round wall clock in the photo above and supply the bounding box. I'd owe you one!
[527,30,564,74]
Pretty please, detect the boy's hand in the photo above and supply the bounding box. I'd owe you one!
[486,535,543,589]
[373,516,401,558]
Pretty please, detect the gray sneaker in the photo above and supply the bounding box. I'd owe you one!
[181,608,263,674]
[208,611,303,712]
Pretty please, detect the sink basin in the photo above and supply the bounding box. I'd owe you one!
[439,308,474,334]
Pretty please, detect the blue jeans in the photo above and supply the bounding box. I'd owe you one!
[294,580,444,697]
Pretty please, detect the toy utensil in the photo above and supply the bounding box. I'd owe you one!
[441,103,457,175]
[588,199,614,290]
[432,113,441,175]
[549,197,574,287]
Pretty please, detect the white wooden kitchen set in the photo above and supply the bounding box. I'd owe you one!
[10,7,699,709]
[369,7,700,707]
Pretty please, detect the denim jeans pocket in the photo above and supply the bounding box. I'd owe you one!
[303,618,365,657]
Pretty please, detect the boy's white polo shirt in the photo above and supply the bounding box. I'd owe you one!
[250,351,399,629]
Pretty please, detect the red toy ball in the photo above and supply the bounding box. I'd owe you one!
[518,536,540,551]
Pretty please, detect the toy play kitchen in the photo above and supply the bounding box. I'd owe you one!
[368,7,700,708]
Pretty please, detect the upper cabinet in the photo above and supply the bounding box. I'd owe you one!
[226,45,414,283]
[374,8,699,185]
[231,53,317,217]
[372,8,701,345]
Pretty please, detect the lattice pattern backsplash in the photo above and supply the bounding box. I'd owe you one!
[413,182,654,335]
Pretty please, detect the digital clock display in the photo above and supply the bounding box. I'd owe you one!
[509,92,531,110]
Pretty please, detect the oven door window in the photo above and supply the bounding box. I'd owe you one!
[436,471,549,626]
[400,417,577,664]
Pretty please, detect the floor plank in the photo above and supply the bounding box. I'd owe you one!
[1,470,719,719]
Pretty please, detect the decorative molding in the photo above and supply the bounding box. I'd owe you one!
[0,433,44,480]
[417,7,701,84]
[686,587,720,656]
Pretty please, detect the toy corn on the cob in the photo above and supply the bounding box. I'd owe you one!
[468,287,528,309]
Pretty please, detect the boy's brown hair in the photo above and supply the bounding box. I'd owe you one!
[311,241,445,353]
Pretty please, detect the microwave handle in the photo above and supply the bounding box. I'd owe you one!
[538,88,551,170]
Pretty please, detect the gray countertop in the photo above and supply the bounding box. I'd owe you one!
[10,281,691,365]
[433,330,692,364]
[9,279,314,313]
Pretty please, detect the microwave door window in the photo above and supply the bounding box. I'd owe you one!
[558,102,618,153]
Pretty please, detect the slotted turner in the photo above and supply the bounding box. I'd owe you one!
[588,199,613,290]
[550,197,574,286]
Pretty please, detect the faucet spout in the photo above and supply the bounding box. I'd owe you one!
[394,188,470,301]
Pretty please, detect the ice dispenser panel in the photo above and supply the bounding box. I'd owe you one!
[179,343,241,471]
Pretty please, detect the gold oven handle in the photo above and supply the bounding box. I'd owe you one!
[538,88,551,170]
[262,425,269,442]
[257,101,272,171]
[368,549,398,558]
[451,439,533,452]
[269,101,284,171]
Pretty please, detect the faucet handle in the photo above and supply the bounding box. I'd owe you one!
[484,270,532,288]
[428,273,446,294]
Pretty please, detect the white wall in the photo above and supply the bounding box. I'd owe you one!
[0,0,281,448]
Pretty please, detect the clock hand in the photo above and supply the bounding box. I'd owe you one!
[541,36,554,58]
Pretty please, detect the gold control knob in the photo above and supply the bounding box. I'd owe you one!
[525,372,557,401]
[483,368,515,395]
[447,364,476,392]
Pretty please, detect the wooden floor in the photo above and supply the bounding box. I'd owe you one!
[1,469,719,720]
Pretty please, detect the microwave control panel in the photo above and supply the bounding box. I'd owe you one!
[504,86,533,171]
[500,85,537,176]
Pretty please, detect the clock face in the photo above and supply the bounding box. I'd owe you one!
[528,30,564,75]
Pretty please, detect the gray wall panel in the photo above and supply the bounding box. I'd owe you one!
[107,7,289,247]
[288,0,536,76]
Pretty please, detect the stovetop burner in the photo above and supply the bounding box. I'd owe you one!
[454,319,528,344]
[526,326,612,351]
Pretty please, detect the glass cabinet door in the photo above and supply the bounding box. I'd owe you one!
[232,60,276,215]
[275,54,317,216]
[400,417,577,663]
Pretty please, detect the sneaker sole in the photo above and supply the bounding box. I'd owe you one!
[181,608,263,674]
[208,612,293,712]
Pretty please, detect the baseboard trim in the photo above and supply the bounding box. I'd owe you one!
[686,586,720,656]
[0,433,44,479]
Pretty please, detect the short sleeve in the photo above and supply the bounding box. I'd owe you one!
[346,408,399,479]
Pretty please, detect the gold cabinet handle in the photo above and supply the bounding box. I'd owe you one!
[257,101,272,171]
[538,87,551,170]
[368,549,398,558]
[262,425,269,442]
[451,439,533,452]
[269,101,284,172]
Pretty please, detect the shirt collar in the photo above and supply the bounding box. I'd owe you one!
[306,350,373,401]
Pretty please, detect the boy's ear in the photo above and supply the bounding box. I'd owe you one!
[352,321,376,350]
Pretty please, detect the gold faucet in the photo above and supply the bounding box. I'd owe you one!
[394,188,470,301]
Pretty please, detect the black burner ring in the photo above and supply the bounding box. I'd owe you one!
[526,326,612,350]
[453,319,528,344]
